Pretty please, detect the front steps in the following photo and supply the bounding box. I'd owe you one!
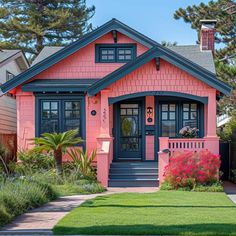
[108,162,159,187]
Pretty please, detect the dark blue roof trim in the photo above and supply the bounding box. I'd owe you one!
[108,91,208,104]
[0,19,157,94]
[22,79,99,92]
[88,46,232,96]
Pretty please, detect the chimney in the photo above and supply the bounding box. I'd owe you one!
[200,19,217,52]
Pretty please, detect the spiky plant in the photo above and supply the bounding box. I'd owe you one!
[33,129,82,173]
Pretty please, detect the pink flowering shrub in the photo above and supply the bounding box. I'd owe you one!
[163,150,221,189]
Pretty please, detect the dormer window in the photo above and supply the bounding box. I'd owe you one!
[95,44,136,63]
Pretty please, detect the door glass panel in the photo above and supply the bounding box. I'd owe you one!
[121,117,138,136]
[119,103,141,155]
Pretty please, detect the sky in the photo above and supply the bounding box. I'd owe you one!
[87,0,210,45]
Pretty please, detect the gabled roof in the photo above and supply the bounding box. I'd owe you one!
[167,45,215,73]
[88,46,231,96]
[0,18,158,94]
[31,46,63,66]
[0,49,29,70]
[0,18,232,96]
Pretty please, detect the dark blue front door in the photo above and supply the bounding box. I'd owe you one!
[116,102,142,160]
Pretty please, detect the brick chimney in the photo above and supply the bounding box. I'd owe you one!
[200,20,217,52]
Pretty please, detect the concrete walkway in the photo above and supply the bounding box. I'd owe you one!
[224,181,236,204]
[0,187,158,235]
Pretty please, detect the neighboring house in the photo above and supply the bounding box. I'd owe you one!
[0,50,29,135]
[217,114,231,128]
[0,19,231,187]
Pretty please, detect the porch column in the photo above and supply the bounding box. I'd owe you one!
[99,89,110,138]
[158,137,170,185]
[204,91,219,154]
[96,89,113,187]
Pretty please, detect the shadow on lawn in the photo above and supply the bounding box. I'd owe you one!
[54,223,236,235]
[82,202,236,209]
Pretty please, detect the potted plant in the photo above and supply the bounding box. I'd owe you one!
[179,126,199,138]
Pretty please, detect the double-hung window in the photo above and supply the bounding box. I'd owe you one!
[37,96,85,140]
[96,44,136,63]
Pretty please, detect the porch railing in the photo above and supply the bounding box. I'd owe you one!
[168,138,205,155]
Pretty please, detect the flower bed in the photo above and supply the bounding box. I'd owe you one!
[161,150,222,191]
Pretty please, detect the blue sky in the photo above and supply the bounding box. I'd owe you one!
[87,0,210,45]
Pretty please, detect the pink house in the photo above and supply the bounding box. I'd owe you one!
[0,19,231,187]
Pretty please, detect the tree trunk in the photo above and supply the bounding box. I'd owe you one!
[54,148,62,174]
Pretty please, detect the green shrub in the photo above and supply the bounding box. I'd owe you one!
[66,148,96,179]
[161,181,223,192]
[0,178,58,227]
[12,149,55,175]
[231,169,236,183]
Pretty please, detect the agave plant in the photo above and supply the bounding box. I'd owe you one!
[33,129,82,173]
[67,148,96,178]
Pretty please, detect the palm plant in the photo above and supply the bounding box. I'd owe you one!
[67,148,96,178]
[33,129,82,173]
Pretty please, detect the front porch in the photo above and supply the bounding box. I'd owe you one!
[95,91,219,187]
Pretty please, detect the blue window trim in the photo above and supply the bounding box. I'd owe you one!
[95,44,137,63]
[35,94,86,147]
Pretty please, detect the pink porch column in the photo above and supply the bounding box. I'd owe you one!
[204,91,219,154]
[158,137,170,185]
[96,89,112,187]
[97,141,110,187]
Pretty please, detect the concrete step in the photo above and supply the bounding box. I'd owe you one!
[109,173,158,179]
[109,167,158,174]
[110,162,158,168]
[108,179,159,187]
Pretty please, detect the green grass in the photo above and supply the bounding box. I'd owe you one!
[54,191,236,235]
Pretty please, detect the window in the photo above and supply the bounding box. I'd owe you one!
[6,71,14,81]
[41,101,59,134]
[183,103,198,128]
[96,44,136,63]
[64,101,81,132]
[161,104,177,137]
[37,97,85,140]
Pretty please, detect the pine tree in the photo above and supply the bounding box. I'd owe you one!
[174,0,236,115]
[0,0,95,59]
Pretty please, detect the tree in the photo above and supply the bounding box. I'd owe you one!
[33,129,82,173]
[0,0,95,59]
[174,0,236,114]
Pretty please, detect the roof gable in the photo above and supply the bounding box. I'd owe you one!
[88,46,231,96]
[0,18,157,94]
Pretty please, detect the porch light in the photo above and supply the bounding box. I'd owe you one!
[147,106,153,123]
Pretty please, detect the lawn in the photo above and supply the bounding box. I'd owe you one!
[54,191,236,235]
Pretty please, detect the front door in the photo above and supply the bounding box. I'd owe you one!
[116,102,142,160]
